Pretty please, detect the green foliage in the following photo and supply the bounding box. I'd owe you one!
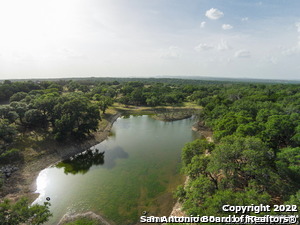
[276,147,300,182]
[1,78,300,222]
[0,81,42,102]
[94,95,113,114]
[182,139,214,166]
[192,189,271,217]
[33,92,59,126]
[262,115,296,148]
[66,81,81,92]
[0,119,17,146]
[9,92,28,103]
[174,185,186,202]
[208,136,277,191]
[183,175,216,212]
[179,82,300,219]
[284,190,300,216]
[0,198,52,225]
[24,109,47,128]
[56,150,104,175]
[0,148,21,164]
[53,94,100,141]
[184,155,210,179]
[9,101,28,124]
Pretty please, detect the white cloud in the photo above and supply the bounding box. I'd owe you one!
[281,22,300,56]
[222,24,233,30]
[235,49,251,58]
[160,46,180,59]
[205,8,224,20]
[296,22,300,33]
[242,17,249,22]
[195,43,214,51]
[282,45,300,56]
[200,21,206,28]
[217,39,231,51]
[195,40,231,52]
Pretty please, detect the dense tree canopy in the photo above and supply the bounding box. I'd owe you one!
[0,78,300,223]
[176,82,300,222]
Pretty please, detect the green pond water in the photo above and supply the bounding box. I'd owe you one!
[33,115,198,225]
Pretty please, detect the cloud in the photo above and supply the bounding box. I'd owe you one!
[200,21,206,28]
[217,39,231,51]
[195,40,231,52]
[281,22,300,56]
[234,49,251,58]
[160,46,180,59]
[205,8,224,20]
[195,43,214,51]
[242,17,249,22]
[282,44,300,56]
[222,24,233,30]
[296,22,300,33]
[263,56,278,64]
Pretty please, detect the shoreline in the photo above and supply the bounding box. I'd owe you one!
[1,107,201,224]
[2,112,122,202]
[166,121,213,219]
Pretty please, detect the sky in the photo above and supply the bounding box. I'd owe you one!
[0,0,300,80]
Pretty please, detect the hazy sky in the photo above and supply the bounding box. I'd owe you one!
[1,0,300,80]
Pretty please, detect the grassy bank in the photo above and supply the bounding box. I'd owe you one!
[112,102,201,121]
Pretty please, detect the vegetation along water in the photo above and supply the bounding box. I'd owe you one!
[0,78,299,224]
[33,115,198,224]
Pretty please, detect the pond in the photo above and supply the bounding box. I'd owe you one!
[33,115,198,225]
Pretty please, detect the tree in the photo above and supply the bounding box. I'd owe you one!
[262,115,295,149]
[208,136,276,191]
[182,139,214,166]
[130,88,146,105]
[276,147,300,181]
[9,102,28,124]
[0,198,52,225]
[24,109,47,128]
[53,94,100,141]
[9,92,28,103]
[0,119,17,148]
[192,189,270,217]
[184,155,210,179]
[284,190,300,216]
[146,96,160,106]
[33,93,59,127]
[93,95,113,114]
[0,106,18,123]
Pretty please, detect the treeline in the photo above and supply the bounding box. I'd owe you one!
[0,79,197,170]
[176,83,300,221]
[0,78,201,224]
[1,79,300,224]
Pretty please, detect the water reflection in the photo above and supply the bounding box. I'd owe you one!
[34,115,196,225]
[56,149,105,175]
[56,145,129,174]
[101,146,129,169]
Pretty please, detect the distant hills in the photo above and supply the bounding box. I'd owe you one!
[1,75,300,84]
